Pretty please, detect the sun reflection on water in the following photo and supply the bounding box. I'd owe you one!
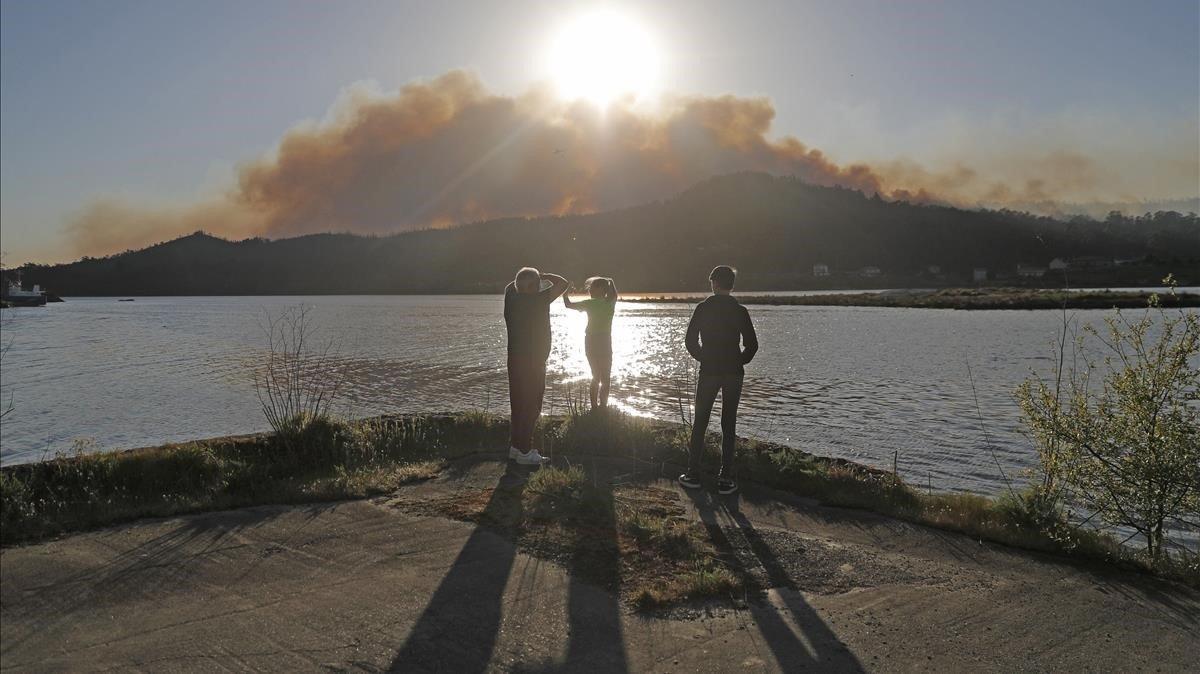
[4,294,1140,505]
[547,300,694,417]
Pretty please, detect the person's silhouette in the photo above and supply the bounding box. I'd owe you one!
[678,265,758,495]
[504,266,568,465]
[563,276,618,409]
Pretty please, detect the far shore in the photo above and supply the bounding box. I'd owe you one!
[626,287,1200,310]
[8,285,1196,305]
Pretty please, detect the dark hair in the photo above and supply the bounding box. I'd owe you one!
[709,265,736,290]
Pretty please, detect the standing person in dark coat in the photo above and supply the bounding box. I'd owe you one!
[504,266,569,465]
[678,265,758,494]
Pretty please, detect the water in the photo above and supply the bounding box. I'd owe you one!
[1,294,1196,499]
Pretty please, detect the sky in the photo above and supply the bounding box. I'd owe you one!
[2,0,1197,263]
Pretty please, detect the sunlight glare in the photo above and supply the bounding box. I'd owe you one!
[547,9,660,106]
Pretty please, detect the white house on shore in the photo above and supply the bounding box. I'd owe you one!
[973,267,988,282]
[812,263,830,277]
[859,266,882,278]
[1017,264,1047,278]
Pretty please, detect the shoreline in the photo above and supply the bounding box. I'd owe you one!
[626,287,1200,310]
[2,411,1194,589]
[6,284,1198,302]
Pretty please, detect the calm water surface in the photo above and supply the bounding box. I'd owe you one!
[2,294,1196,498]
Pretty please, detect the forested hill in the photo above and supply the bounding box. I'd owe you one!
[18,173,1200,295]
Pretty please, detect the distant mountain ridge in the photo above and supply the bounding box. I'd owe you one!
[16,173,1200,295]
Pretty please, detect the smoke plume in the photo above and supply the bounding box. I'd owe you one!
[68,70,897,256]
[65,69,1197,258]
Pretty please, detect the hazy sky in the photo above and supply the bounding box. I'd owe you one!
[2,0,1198,263]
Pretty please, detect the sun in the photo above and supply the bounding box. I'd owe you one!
[547,9,660,106]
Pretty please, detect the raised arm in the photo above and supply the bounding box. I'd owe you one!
[562,287,585,310]
[540,272,570,300]
[740,307,759,364]
[606,278,618,301]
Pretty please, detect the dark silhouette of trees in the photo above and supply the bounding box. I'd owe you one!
[20,173,1200,295]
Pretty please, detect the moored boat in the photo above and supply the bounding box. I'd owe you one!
[1,275,48,307]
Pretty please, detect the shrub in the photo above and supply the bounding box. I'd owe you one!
[1017,283,1200,562]
[254,306,346,453]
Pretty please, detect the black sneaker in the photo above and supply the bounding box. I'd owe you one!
[678,473,701,490]
[717,479,738,495]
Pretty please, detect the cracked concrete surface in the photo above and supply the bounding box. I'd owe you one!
[2,457,1197,672]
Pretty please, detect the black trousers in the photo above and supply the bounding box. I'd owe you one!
[508,354,547,451]
[688,372,744,478]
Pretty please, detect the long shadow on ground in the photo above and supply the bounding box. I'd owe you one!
[684,489,865,672]
[390,458,631,673]
[389,467,527,672]
[560,458,629,672]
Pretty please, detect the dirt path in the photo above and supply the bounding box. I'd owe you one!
[2,456,1196,672]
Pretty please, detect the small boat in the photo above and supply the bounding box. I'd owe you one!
[1,274,47,307]
[118,298,135,302]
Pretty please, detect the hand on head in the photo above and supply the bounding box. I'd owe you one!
[587,276,614,299]
[515,267,541,294]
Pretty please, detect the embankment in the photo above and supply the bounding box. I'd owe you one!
[2,411,1194,588]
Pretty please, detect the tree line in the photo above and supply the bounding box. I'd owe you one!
[16,172,1200,295]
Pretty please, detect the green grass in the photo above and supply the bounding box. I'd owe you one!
[0,413,506,545]
[526,463,588,498]
[524,464,609,521]
[2,408,1195,588]
[533,410,1197,586]
[435,464,743,608]
[621,512,738,608]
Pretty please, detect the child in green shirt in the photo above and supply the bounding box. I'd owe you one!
[563,277,617,409]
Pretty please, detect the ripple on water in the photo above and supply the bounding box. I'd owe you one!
[1,296,1193,502]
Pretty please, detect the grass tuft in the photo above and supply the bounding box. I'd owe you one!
[3,409,1194,589]
[0,413,508,545]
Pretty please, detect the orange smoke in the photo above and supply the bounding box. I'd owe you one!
[66,70,1190,259]
[69,70,897,256]
[234,71,888,237]
[66,199,262,258]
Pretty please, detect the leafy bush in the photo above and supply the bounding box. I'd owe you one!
[1017,284,1199,562]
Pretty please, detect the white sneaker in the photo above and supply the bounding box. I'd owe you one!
[508,446,522,460]
[514,449,550,465]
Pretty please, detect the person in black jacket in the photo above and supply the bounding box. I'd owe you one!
[505,266,569,465]
[679,265,758,494]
